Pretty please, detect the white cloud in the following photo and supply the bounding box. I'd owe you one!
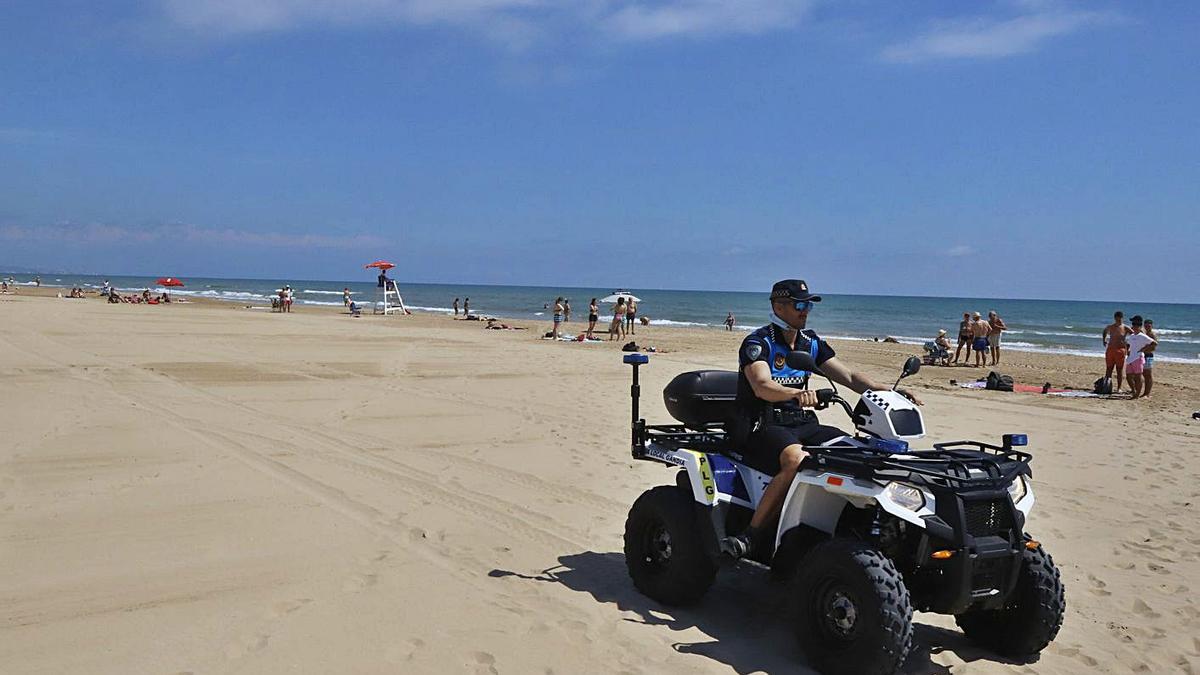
[155,0,812,44]
[0,222,386,250]
[602,0,813,40]
[946,244,975,257]
[882,3,1120,63]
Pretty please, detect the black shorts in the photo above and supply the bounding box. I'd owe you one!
[733,422,848,475]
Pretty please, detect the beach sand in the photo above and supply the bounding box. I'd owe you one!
[2,290,1198,674]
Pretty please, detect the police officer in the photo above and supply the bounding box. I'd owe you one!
[721,279,923,558]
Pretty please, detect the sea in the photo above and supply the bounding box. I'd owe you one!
[5,272,1198,364]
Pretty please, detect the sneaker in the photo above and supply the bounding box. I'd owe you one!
[719,534,753,559]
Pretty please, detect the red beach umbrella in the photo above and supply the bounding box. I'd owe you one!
[156,277,185,287]
[364,260,395,270]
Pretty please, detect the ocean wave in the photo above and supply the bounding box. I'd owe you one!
[1157,336,1200,344]
[1155,329,1194,335]
[650,319,715,328]
[301,289,350,295]
[298,299,344,306]
[405,305,455,313]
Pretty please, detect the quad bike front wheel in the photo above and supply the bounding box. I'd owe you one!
[793,539,913,675]
[955,544,1066,659]
[624,485,717,605]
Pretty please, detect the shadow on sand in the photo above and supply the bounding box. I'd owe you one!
[490,551,1022,675]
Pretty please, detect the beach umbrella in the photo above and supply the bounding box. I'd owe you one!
[156,277,185,287]
[364,260,395,270]
[601,291,641,303]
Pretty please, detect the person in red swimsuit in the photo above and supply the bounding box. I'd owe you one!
[1102,311,1131,392]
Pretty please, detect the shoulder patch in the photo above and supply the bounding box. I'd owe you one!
[744,342,763,361]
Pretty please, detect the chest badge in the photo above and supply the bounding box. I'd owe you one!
[774,354,787,369]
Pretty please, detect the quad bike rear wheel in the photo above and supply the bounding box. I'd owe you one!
[624,485,717,605]
[955,544,1066,659]
[794,538,913,675]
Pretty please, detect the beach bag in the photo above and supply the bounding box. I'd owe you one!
[621,341,639,352]
[1093,377,1113,395]
[985,371,1014,392]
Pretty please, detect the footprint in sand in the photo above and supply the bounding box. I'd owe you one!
[385,638,426,663]
[271,598,313,617]
[1087,573,1112,596]
[224,632,270,659]
[342,573,378,593]
[1132,599,1161,619]
[470,651,499,675]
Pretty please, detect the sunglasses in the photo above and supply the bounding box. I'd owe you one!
[791,300,815,312]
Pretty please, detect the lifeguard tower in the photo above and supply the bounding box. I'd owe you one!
[364,260,410,315]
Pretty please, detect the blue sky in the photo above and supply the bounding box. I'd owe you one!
[1,0,1197,302]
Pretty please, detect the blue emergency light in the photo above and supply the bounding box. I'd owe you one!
[623,353,649,365]
[1003,433,1028,447]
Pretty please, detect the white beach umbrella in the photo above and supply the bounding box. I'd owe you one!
[600,291,641,303]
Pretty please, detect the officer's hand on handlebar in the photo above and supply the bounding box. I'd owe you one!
[794,390,819,408]
[896,387,924,405]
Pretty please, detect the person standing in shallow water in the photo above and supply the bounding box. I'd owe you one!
[453,298,459,316]
[725,312,736,331]
[463,297,469,316]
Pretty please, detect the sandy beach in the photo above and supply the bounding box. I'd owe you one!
[3,290,1199,674]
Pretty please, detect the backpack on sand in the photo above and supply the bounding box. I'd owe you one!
[985,371,1014,392]
[621,341,639,352]
[1093,377,1113,395]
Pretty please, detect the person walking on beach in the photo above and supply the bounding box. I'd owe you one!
[586,298,599,340]
[1102,311,1131,393]
[988,310,1007,366]
[971,312,990,367]
[610,297,627,340]
[1124,316,1156,399]
[1142,319,1158,398]
[625,298,638,336]
[284,285,294,313]
[719,279,922,560]
[725,312,736,331]
[453,298,459,316]
[463,297,470,316]
[343,288,351,307]
[954,312,972,364]
[551,297,565,340]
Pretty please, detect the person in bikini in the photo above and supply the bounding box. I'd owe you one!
[586,298,599,340]
[1102,311,1131,393]
[954,312,972,364]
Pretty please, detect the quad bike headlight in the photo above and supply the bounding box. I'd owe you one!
[1007,476,1028,503]
[885,482,926,511]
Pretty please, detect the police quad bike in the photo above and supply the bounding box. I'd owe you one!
[620,352,1065,675]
